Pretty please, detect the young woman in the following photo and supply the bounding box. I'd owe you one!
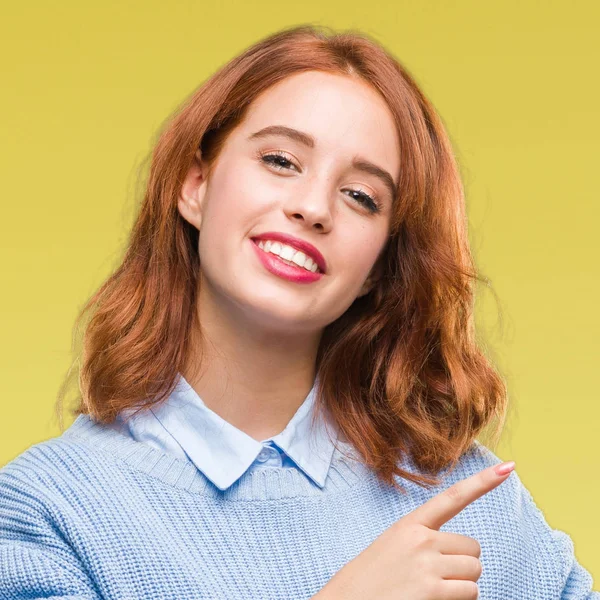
[1,24,597,600]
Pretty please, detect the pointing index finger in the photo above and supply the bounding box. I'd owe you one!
[403,461,516,531]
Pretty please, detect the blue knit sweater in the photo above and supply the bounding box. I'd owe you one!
[0,409,597,598]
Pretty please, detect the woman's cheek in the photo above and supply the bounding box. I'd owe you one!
[228,169,275,213]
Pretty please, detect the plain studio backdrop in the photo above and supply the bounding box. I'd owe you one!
[1,0,598,580]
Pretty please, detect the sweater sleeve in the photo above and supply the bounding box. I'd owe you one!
[511,464,600,600]
[0,461,101,600]
[521,484,599,599]
[0,545,100,599]
[467,441,599,598]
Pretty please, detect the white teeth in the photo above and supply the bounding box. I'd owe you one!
[303,257,315,270]
[279,245,295,261]
[291,250,306,268]
[256,239,321,273]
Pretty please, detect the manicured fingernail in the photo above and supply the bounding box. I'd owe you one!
[494,461,516,476]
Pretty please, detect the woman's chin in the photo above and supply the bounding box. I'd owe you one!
[238,302,326,336]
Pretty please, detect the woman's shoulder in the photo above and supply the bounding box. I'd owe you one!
[396,440,571,566]
[0,424,115,505]
[1,412,133,483]
[435,441,597,595]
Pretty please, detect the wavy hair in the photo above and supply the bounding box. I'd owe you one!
[56,24,509,492]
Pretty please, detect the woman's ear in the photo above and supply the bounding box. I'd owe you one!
[357,259,384,298]
[356,280,373,298]
[357,265,381,298]
[178,149,209,230]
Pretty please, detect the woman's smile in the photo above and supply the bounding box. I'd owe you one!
[250,238,324,284]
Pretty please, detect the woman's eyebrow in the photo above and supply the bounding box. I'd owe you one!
[248,125,315,148]
[247,125,398,199]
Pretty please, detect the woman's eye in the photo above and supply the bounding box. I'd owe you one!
[344,189,381,214]
[260,152,298,172]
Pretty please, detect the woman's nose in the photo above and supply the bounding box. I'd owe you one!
[282,187,333,232]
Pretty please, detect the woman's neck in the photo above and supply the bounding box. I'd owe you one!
[181,291,323,441]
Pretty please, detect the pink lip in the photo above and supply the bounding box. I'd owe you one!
[250,231,327,274]
[250,239,324,284]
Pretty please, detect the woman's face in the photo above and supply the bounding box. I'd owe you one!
[179,70,401,335]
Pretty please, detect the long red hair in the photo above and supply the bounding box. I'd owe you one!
[56,24,509,491]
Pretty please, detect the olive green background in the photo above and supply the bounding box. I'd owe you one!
[1,0,598,581]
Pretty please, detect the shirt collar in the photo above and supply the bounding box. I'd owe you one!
[117,373,340,492]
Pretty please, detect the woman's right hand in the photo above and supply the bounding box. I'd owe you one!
[315,460,516,600]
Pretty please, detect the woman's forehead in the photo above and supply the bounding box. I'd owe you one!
[238,71,401,171]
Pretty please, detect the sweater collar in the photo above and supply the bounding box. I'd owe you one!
[113,373,340,492]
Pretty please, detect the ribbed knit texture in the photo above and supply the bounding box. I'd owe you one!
[0,413,597,599]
